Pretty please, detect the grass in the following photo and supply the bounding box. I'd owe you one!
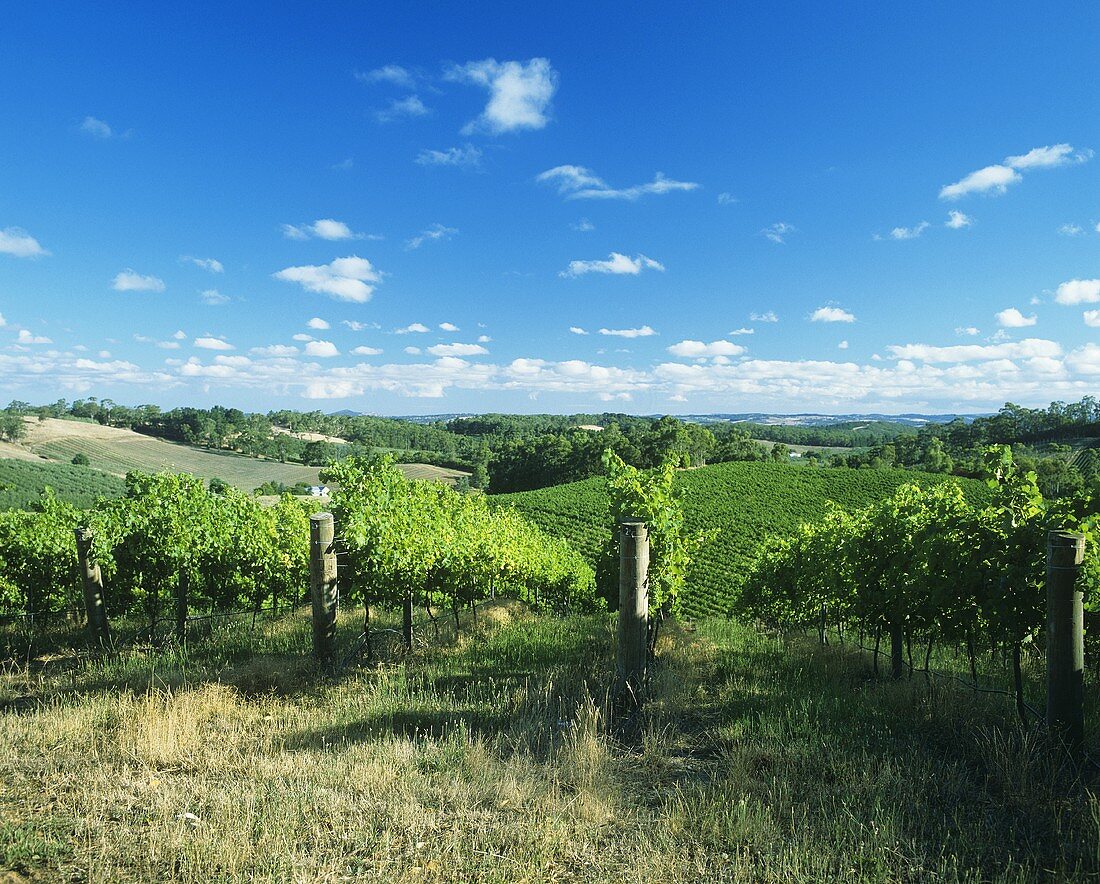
[0,418,469,497]
[0,605,1096,881]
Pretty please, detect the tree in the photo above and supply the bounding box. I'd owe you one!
[71,452,90,466]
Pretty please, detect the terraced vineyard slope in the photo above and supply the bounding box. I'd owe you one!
[493,461,988,617]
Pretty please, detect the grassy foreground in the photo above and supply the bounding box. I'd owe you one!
[0,606,1097,882]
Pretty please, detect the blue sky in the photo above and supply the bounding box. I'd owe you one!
[1,1,1097,415]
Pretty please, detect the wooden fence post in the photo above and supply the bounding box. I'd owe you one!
[74,527,112,650]
[176,571,189,643]
[890,620,905,679]
[402,590,413,652]
[1046,530,1085,746]
[616,519,649,706]
[310,512,338,669]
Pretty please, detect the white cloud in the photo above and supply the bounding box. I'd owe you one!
[667,340,746,358]
[729,327,754,336]
[273,255,381,303]
[16,329,52,345]
[0,314,5,327]
[838,340,849,350]
[762,222,795,244]
[352,346,383,356]
[342,320,377,332]
[561,252,664,278]
[439,322,459,332]
[404,346,422,355]
[1084,311,1100,328]
[939,164,1021,199]
[307,317,330,330]
[477,334,491,343]
[250,344,299,357]
[0,227,49,258]
[1054,279,1100,305]
[305,340,339,358]
[1058,223,1084,237]
[569,326,588,335]
[112,270,166,292]
[427,343,489,357]
[395,323,430,334]
[810,306,856,323]
[945,211,973,230]
[80,116,113,139]
[282,219,368,241]
[376,95,429,123]
[572,218,595,232]
[717,192,738,205]
[955,326,980,336]
[181,255,223,273]
[173,330,186,340]
[156,340,180,349]
[194,336,234,351]
[1096,222,1100,234]
[750,311,779,323]
[888,338,1060,363]
[292,334,313,342]
[537,165,698,201]
[890,221,930,240]
[446,57,558,134]
[200,288,229,306]
[406,223,458,250]
[358,65,415,89]
[599,326,656,338]
[415,145,482,168]
[996,307,1037,328]
[1005,143,1090,169]
[1066,344,1100,375]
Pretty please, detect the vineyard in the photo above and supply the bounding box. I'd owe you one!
[493,461,990,617]
[0,458,125,509]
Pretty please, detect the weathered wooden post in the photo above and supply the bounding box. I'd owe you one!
[1046,531,1085,746]
[616,519,649,706]
[310,512,338,669]
[890,620,905,680]
[75,527,112,650]
[402,590,414,652]
[175,572,189,643]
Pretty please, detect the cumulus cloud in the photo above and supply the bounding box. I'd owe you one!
[395,323,430,334]
[250,344,299,357]
[194,336,234,351]
[352,346,383,356]
[358,65,416,89]
[439,322,459,332]
[762,222,795,244]
[307,317,330,330]
[200,289,229,306]
[181,255,223,273]
[375,95,429,123]
[1058,224,1084,237]
[955,326,981,336]
[0,227,49,258]
[1083,311,1100,328]
[667,340,746,358]
[273,256,381,302]
[343,320,378,332]
[750,311,779,323]
[112,270,166,292]
[890,221,930,240]
[729,327,754,336]
[536,165,698,201]
[406,223,458,250]
[1054,279,1100,305]
[838,340,849,350]
[599,326,656,338]
[810,306,855,323]
[415,145,482,168]
[16,329,52,345]
[569,326,588,335]
[282,219,369,241]
[945,211,973,229]
[80,116,114,139]
[888,338,1060,363]
[996,307,1037,328]
[427,343,489,357]
[305,340,339,358]
[446,57,558,134]
[940,144,1090,200]
[404,346,422,355]
[572,218,595,232]
[561,253,664,278]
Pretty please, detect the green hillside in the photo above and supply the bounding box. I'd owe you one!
[493,461,989,617]
[0,459,126,509]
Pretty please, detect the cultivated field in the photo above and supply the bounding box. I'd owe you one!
[0,606,1095,882]
[5,419,468,492]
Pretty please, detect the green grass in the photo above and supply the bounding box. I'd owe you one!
[0,608,1095,882]
[493,462,989,617]
[0,458,126,509]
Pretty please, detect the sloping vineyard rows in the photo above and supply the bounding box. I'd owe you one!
[739,447,1100,652]
[0,459,126,510]
[494,461,989,618]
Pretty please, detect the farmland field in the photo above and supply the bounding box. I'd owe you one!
[493,461,988,617]
[0,458,126,508]
[4,418,468,494]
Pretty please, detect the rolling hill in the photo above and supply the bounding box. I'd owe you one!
[492,461,989,618]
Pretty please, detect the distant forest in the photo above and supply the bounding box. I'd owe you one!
[2,396,1099,499]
